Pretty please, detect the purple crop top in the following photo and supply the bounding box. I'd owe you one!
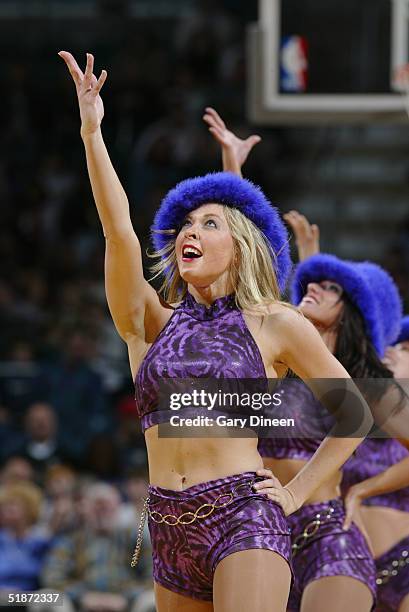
[134,292,267,433]
[258,382,327,461]
[341,438,409,512]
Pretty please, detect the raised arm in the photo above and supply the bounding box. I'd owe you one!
[203,107,261,176]
[282,210,320,262]
[59,52,162,345]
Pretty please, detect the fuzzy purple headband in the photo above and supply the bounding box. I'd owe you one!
[151,172,292,293]
[291,254,402,356]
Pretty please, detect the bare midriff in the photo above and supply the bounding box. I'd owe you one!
[263,457,342,504]
[359,506,409,558]
[145,425,264,490]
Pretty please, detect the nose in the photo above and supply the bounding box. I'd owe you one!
[306,282,321,294]
[184,223,199,240]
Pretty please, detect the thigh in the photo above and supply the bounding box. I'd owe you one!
[399,592,409,612]
[301,576,373,612]
[213,549,291,612]
[154,581,214,612]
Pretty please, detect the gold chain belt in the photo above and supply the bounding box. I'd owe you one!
[130,478,256,567]
[292,506,336,556]
[376,548,409,585]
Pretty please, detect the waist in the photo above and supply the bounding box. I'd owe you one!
[360,506,409,558]
[145,426,263,489]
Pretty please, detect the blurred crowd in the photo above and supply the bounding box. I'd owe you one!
[0,1,408,609]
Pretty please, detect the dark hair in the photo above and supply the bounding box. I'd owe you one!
[334,294,392,379]
[334,294,407,414]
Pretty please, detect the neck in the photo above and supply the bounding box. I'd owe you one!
[187,282,233,306]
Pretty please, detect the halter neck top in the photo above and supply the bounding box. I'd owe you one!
[134,292,267,433]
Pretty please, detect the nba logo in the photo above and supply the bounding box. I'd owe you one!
[280,36,308,92]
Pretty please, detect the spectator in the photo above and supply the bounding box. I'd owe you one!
[0,456,35,486]
[0,482,51,599]
[11,403,71,479]
[41,482,154,612]
[36,465,79,537]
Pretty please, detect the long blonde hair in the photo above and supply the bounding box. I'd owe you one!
[149,205,289,311]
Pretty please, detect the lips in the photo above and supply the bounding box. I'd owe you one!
[182,243,202,261]
[302,295,319,305]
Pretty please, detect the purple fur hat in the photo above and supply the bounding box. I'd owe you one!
[291,254,402,356]
[396,316,409,344]
[151,172,292,293]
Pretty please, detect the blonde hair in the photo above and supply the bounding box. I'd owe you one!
[149,205,291,311]
[0,482,43,525]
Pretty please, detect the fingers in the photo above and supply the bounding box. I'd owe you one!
[84,53,94,88]
[311,223,320,242]
[284,210,312,239]
[254,468,282,489]
[246,135,261,148]
[94,70,108,95]
[208,126,226,146]
[58,50,84,87]
[204,107,226,130]
[343,500,354,530]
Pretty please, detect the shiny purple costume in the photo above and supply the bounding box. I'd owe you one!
[342,439,409,611]
[135,293,293,601]
[258,383,376,610]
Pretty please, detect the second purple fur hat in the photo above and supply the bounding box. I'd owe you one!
[291,253,402,356]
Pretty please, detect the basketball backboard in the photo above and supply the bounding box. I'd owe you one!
[248,0,409,123]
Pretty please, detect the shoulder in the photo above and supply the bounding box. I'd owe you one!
[245,302,323,359]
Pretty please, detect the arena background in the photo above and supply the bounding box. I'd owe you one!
[0,1,408,610]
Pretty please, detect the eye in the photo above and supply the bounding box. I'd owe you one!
[205,219,217,228]
[181,218,192,228]
[321,281,342,295]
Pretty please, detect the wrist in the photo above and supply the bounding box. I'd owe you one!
[81,126,102,141]
[284,485,301,510]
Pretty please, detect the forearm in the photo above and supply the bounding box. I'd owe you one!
[82,128,134,238]
[353,456,409,500]
[286,437,363,505]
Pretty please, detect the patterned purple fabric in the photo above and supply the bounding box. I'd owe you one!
[257,382,327,460]
[135,292,266,433]
[375,536,409,611]
[147,471,292,601]
[342,439,409,512]
[287,498,376,611]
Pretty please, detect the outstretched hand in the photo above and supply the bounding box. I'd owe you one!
[203,107,261,176]
[58,51,107,137]
[283,210,320,262]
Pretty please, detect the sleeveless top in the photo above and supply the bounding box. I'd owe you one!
[258,381,332,460]
[341,438,409,512]
[258,382,409,513]
[134,292,267,433]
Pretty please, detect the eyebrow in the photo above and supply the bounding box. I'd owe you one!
[184,212,223,221]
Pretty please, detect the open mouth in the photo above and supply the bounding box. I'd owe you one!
[302,295,319,305]
[182,244,203,261]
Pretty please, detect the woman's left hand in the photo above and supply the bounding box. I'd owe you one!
[254,468,300,515]
[343,484,364,530]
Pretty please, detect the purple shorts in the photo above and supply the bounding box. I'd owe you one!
[147,471,292,601]
[375,536,409,611]
[287,498,376,611]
